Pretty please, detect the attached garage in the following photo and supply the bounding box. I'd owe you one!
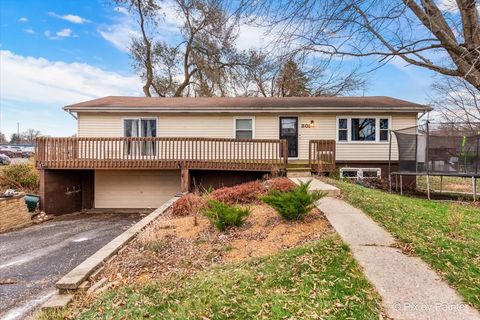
[94,170,181,209]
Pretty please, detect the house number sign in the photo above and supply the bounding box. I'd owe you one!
[301,121,315,129]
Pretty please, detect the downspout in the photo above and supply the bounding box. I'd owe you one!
[67,110,78,120]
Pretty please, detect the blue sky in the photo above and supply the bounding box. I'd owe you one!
[0,0,437,138]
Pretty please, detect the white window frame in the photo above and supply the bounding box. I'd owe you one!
[336,116,391,144]
[122,117,158,137]
[233,116,255,139]
[340,167,382,180]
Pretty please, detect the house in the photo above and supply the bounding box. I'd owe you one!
[36,96,431,214]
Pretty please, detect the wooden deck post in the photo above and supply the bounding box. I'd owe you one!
[181,167,190,193]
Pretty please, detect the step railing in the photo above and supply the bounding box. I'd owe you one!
[308,140,336,173]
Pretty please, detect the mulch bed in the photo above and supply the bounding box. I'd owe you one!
[91,204,333,287]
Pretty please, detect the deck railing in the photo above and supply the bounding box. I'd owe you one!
[36,137,288,171]
[309,140,336,173]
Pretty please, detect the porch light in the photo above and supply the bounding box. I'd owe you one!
[310,120,315,128]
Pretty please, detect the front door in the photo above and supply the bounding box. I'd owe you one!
[279,117,298,158]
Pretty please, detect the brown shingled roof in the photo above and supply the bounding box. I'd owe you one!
[64,96,431,113]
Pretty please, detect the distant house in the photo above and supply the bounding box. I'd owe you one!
[36,96,430,214]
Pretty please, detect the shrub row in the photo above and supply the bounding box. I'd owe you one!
[1,161,40,192]
[171,178,324,232]
[209,181,266,205]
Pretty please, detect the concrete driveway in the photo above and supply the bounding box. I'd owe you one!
[0,212,142,320]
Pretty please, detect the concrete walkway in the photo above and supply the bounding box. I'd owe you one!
[305,179,480,320]
[289,177,340,197]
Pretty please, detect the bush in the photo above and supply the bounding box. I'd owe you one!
[171,193,206,216]
[265,177,296,192]
[210,181,266,205]
[261,180,324,220]
[202,200,251,231]
[1,161,40,192]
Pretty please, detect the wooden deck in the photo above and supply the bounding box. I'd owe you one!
[36,137,289,172]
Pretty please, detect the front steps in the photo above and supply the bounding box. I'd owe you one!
[286,166,312,178]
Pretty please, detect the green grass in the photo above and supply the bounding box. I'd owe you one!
[39,235,382,320]
[328,178,480,309]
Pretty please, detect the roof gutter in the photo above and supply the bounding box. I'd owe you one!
[64,107,432,113]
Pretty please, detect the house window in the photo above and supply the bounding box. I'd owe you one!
[337,117,390,142]
[338,118,348,142]
[379,118,389,141]
[235,117,254,139]
[124,118,157,155]
[351,118,376,141]
[340,168,381,179]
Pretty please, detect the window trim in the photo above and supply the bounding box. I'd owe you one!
[336,116,391,144]
[122,117,158,137]
[340,167,382,179]
[233,116,255,139]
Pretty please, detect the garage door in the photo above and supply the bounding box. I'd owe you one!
[95,170,181,208]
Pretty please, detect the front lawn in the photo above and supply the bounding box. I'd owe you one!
[328,179,480,310]
[40,235,383,320]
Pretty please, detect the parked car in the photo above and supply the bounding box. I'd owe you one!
[21,150,35,158]
[0,154,11,165]
[0,147,14,158]
[0,146,23,158]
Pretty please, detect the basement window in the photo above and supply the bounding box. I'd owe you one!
[340,168,381,180]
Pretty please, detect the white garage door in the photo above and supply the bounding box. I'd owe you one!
[95,170,181,208]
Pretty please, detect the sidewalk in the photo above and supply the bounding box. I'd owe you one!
[306,179,479,320]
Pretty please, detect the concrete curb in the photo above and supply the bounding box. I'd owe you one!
[55,196,179,291]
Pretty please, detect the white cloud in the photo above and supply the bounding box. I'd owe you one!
[438,0,458,12]
[98,11,140,52]
[18,17,28,23]
[24,28,35,34]
[99,1,182,52]
[44,29,75,40]
[56,28,72,37]
[98,23,139,52]
[48,12,90,24]
[114,6,129,15]
[0,50,142,107]
[237,23,276,51]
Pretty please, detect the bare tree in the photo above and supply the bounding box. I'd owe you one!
[114,0,161,97]
[240,0,480,90]
[276,59,310,97]
[21,129,41,144]
[240,51,366,97]
[9,134,21,145]
[431,75,480,133]
[124,0,244,97]
[0,132,6,144]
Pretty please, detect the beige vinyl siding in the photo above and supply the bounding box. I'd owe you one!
[78,113,123,137]
[94,170,180,208]
[77,112,417,162]
[158,115,232,138]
